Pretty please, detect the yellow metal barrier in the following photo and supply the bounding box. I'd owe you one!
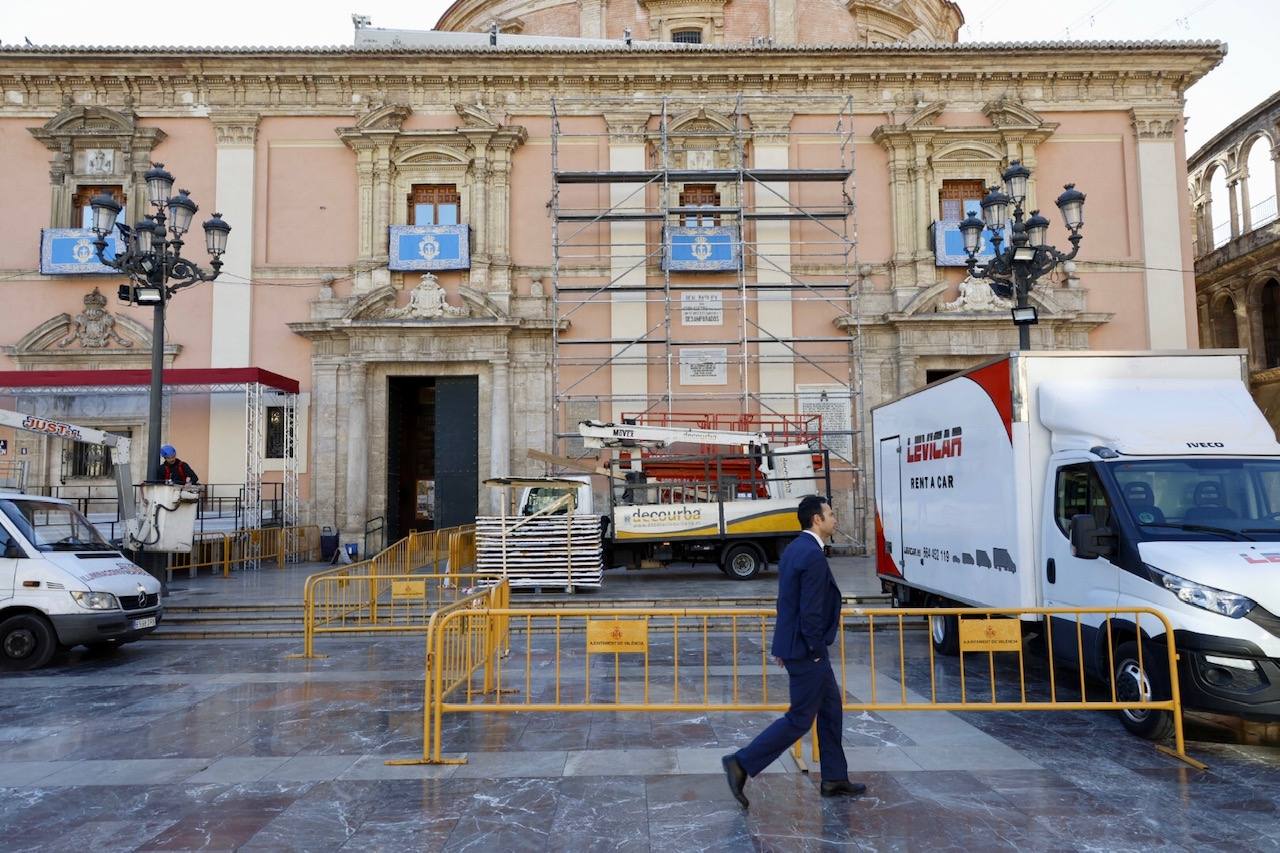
[163,524,322,580]
[293,525,485,658]
[398,605,1203,770]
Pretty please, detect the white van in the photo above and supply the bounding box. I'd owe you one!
[0,493,162,671]
[872,351,1280,737]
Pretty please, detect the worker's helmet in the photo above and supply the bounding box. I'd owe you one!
[160,444,177,458]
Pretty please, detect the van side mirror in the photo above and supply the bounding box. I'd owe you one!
[1070,513,1115,560]
[3,540,25,559]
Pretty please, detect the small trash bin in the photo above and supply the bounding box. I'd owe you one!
[320,527,339,561]
[344,542,359,561]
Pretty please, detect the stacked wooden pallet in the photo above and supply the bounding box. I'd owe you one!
[474,515,604,589]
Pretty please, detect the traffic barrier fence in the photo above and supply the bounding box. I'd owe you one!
[294,525,483,657]
[163,524,322,580]
[395,605,1203,769]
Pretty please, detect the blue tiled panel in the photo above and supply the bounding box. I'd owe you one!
[931,220,1008,267]
[664,226,740,272]
[388,224,470,271]
[40,229,120,275]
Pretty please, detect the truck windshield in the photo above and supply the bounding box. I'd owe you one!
[0,499,113,551]
[522,488,576,516]
[1110,458,1280,541]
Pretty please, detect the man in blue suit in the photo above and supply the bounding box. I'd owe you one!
[722,495,866,807]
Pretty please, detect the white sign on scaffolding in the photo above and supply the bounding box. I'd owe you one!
[681,292,723,326]
[680,348,728,385]
[797,384,852,462]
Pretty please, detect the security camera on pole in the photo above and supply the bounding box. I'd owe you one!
[957,160,1086,350]
[88,164,231,591]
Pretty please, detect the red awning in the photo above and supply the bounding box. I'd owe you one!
[0,367,300,395]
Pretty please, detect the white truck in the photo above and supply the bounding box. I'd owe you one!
[517,421,828,580]
[0,411,164,670]
[873,351,1280,737]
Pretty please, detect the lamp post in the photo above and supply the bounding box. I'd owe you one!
[958,160,1086,350]
[88,164,230,587]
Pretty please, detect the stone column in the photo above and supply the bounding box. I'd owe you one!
[489,156,513,298]
[1195,296,1211,348]
[489,357,511,513]
[605,114,650,422]
[1238,171,1253,233]
[208,113,260,485]
[1273,148,1280,217]
[772,0,797,43]
[1130,107,1190,349]
[470,156,491,291]
[1234,300,1252,363]
[369,146,393,291]
[343,361,369,541]
[580,0,605,38]
[1227,179,1241,239]
[312,361,341,527]
[753,119,796,413]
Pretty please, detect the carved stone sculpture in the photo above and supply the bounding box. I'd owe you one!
[940,276,1013,312]
[386,274,469,319]
[58,287,133,348]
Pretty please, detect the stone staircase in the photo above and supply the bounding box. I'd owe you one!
[149,592,897,640]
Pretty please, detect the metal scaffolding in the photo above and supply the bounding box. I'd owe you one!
[549,95,867,549]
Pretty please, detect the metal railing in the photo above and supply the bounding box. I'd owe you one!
[33,481,288,539]
[294,524,481,658]
[394,604,1202,769]
[163,524,322,580]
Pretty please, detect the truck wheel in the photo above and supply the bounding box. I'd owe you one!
[0,614,57,671]
[722,545,763,580]
[1113,640,1176,740]
[930,613,960,656]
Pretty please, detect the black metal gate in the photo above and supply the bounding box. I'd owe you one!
[433,376,479,528]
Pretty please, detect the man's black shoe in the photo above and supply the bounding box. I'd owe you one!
[820,780,867,798]
[722,754,749,808]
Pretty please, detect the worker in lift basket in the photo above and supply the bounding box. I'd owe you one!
[159,445,200,486]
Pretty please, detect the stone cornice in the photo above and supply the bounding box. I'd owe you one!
[0,47,1223,116]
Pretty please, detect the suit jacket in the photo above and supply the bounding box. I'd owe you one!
[771,532,842,660]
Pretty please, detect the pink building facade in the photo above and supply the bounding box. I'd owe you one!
[0,1,1222,547]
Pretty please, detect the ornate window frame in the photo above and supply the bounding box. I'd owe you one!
[639,0,728,43]
[336,103,526,295]
[29,103,166,230]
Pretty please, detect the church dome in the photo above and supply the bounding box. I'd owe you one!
[433,0,962,45]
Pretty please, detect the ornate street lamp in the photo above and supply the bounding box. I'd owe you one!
[959,160,1085,350]
[88,164,230,588]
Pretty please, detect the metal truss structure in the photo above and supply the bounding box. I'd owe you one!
[0,368,299,543]
[548,95,867,549]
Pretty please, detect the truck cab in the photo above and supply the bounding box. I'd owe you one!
[1041,446,1280,731]
[0,493,162,670]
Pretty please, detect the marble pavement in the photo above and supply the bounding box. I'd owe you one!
[2,626,1279,852]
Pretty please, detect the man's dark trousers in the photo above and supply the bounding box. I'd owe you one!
[735,655,847,781]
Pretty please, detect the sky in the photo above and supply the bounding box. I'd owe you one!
[0,0,1273,152]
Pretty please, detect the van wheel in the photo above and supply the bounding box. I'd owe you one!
[1114,640,1176,740]
[723,545,764,580]
[0,614,57,671]
[930,613,960,656]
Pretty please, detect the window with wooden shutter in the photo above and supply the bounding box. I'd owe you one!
[72,185,125,230]
[679,183,720,226]
[938,179,985,222]
[409,184,461,225]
